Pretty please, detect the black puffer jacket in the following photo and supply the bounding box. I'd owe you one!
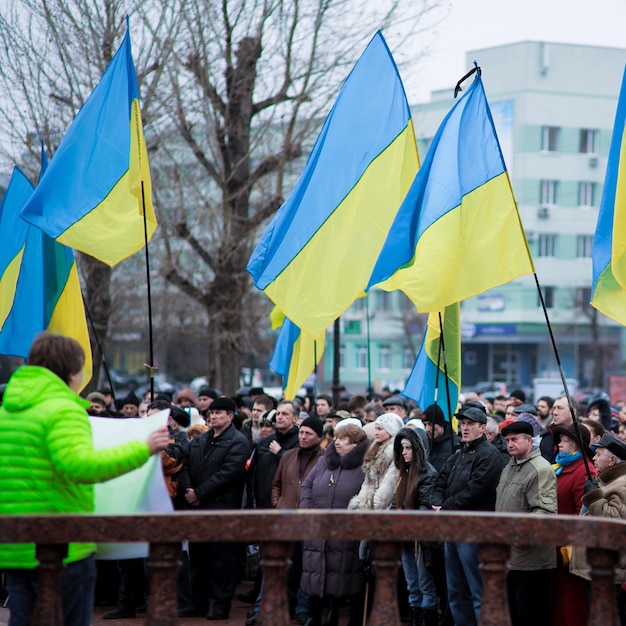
[431,434,502,511]
[178,423,251,509]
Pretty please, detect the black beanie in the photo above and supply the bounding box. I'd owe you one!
[300,416,324,438]
[422,404,446,426]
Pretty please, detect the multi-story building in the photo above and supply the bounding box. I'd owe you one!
[323,41,626,396]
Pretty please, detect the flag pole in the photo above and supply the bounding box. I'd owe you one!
[313,339,318,397]
[430,329,442,454]
[332,318,341,409]
[533,272,592,480]
[437,312,455,456]
[141,181,156,400]
[82,294,117,407]
[366,295,372,393]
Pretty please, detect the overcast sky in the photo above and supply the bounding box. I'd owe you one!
[398,0,626,104]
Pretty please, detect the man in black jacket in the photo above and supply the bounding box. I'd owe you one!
[431,406,502,626]
[178,397,251,620]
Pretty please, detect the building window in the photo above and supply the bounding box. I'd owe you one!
[538,286,555,308]
[379,345,391,371]
[403,347,414,370]
[378,290,391,312]
[540,180,559,205]
[578,182,596,207]
[575,287,592,312]
[352,297,366,312]
[339,346,345,370]
[541,126,560,152]
[577,234,593,258]
[537,233,557,257]
[579,129,599,154]
[355,345,368,371]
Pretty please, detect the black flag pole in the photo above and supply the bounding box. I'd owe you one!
[533,272,592,480]
[141,181,156,400]
[438,312,455,456]
[366,295,372,394]
[430,328,442,454]
[82,294,117,408]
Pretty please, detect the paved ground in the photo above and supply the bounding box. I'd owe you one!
[0,583,354,625]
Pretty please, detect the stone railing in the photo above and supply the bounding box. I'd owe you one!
[0,510,623,626]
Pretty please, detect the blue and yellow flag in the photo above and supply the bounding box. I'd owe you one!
[591,66,626,324]
[403,304,460,422]
[269,314,324,400]
[367,71,534,311]
[0,164,92,387]
[0,169,33,334]
[247,31,419,338]
[21,24,156,267]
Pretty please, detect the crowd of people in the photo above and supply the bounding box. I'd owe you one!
[2,337,626,626]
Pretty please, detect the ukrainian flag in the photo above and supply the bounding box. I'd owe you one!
[367,71,534,311]
[403,304,460,421]
[20,25,156,267]
[0,167,92,387]
[591,66,626,324]
[0,169,33,333]
[247,31,419,338]
[270,315,324,400]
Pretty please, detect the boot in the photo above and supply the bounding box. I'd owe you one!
[409,606,421,626]
[103,605,136,619]
[420,607,438,626]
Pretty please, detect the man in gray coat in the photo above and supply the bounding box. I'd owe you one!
[496,420,557,626]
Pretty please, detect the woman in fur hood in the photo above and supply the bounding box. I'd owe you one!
[348,412,405,510]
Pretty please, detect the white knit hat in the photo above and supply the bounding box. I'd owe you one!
[374,412,405,437]
[334,417,364,432]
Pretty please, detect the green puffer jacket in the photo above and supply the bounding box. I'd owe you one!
[0,365,151,568]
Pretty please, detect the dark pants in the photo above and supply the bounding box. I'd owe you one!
[507,569,554,626]
[6,555,96,626]
[116,557,147,608]
[189,541,239,616]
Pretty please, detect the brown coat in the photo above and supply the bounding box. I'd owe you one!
[570,462,626,582]
[271,444,324,509]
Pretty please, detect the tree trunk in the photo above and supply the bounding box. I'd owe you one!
[78,253,111,392]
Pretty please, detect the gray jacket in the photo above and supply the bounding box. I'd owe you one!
[495,447,557,570]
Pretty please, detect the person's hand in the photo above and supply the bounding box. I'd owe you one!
[185,488,199,506]
[584,478,598,494]
[269,440,282,455]
[146,426,170,455]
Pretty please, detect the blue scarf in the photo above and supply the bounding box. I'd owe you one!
[552,451,582,476]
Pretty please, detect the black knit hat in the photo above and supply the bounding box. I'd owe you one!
[300,416,324,438]
[209,397,236,413]
[422,404,446,426]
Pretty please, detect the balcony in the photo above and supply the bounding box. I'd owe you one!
[0,509,623,626]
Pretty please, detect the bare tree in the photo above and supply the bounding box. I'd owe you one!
[0,0,445,393]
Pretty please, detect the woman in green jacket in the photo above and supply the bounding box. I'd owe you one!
[0,332,170,626]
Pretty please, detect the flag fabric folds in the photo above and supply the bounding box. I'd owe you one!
[20,26,156,267]
[591,66,626,324]
[247,31,419,338]
[403,304,460,421]
[0,166,92,387]
[367,71,534,311]
[269,316,324,400]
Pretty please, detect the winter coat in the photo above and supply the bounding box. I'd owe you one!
[348,437,398,510]
[570,463,626,582]
[178,422,251,509]
[300,438,369,598]
[491,433,511,468]
[393,428,437,511]
[0,365,152,569]
[252,425,300,508]
[271,444,324,509]
[496,448,558,570]
[431,434,502,511]
[556,456,595,516]
[426,424,460,473]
